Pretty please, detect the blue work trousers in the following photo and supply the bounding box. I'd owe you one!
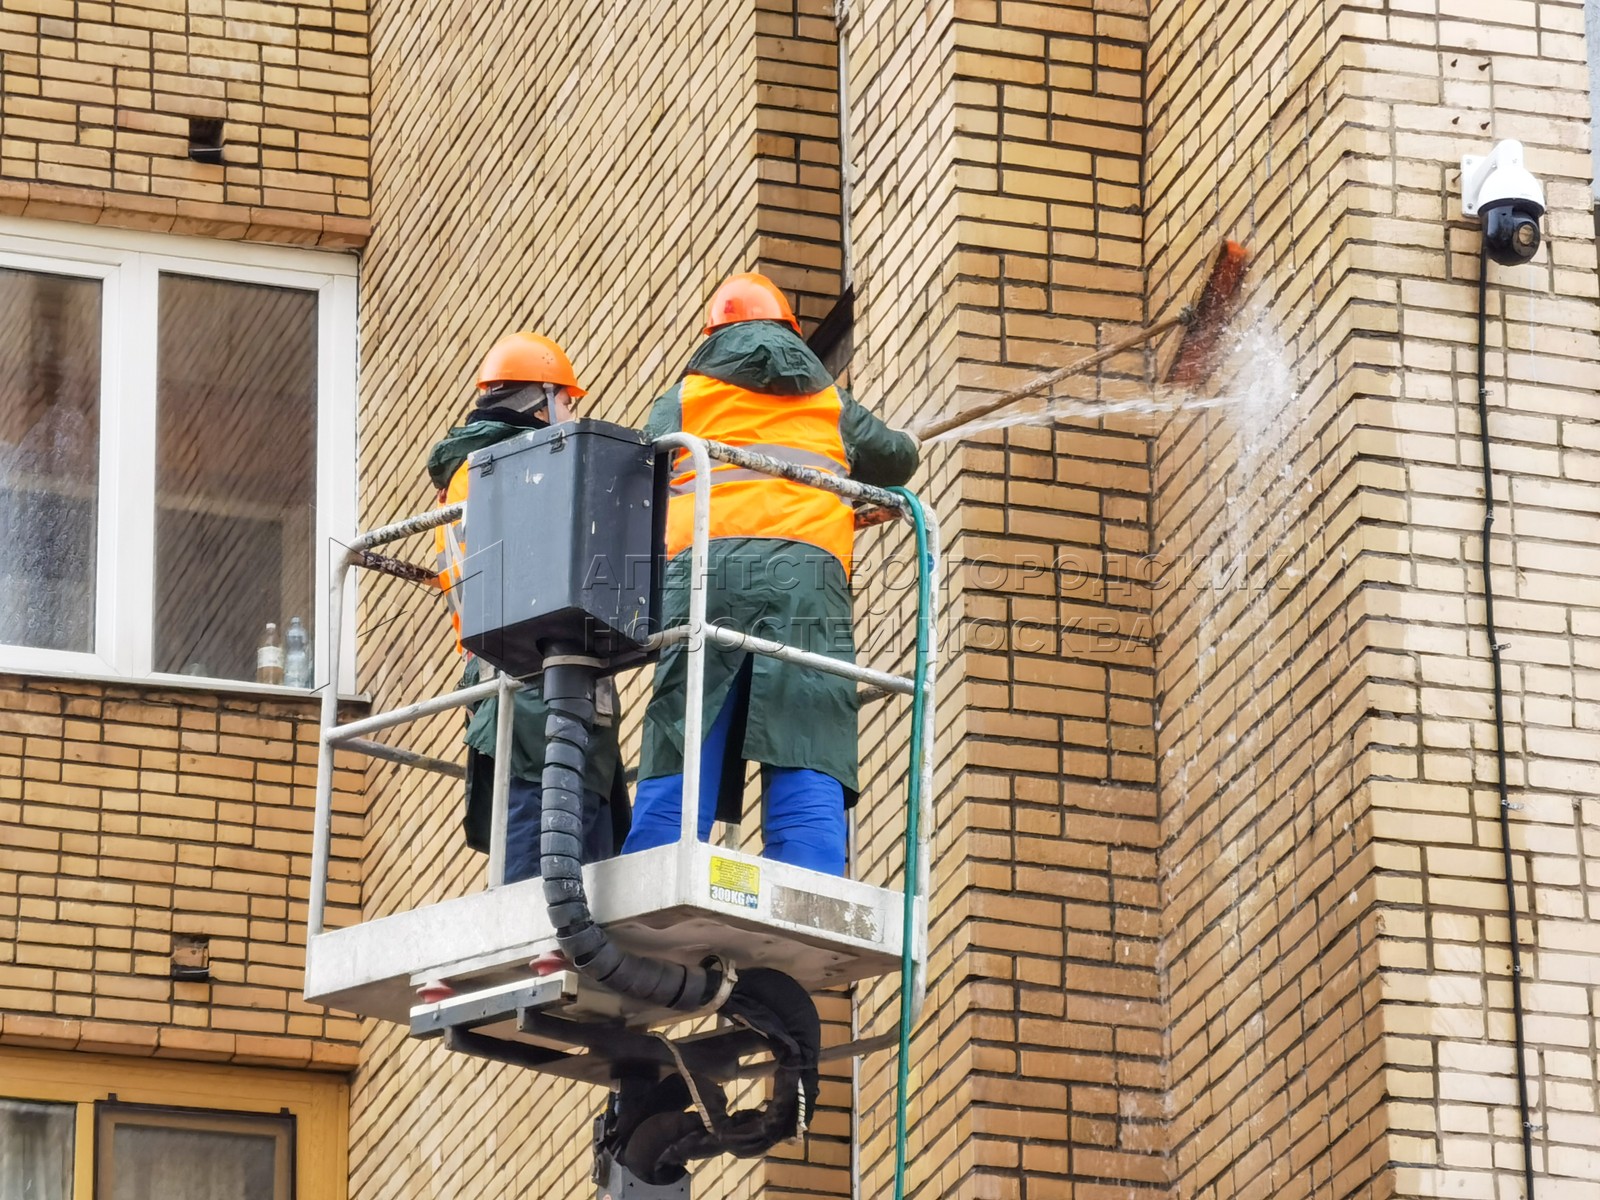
[622,676,847,875]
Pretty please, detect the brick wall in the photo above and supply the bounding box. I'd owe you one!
[0,0,369,246]
[809,1,1176,1197]
[1147,3,1600,1200]
[1342,5,1600,1196]
[1143,0,1383,1195]
[861,2,1170,1197]
[836,0,960,1195]
[754,0,845,328]
[0,673,365,1068]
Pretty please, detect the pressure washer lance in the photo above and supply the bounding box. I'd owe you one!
[914,306,1196,442]
[914,239,1251,442]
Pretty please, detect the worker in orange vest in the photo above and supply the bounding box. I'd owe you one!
[622,273,919,875]
[427,332,629,881]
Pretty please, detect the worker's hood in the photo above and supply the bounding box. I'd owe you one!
[684,321,834,396]
[425,416,528,489]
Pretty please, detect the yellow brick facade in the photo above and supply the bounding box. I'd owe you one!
[0,0,369,246]
[0,675,367,1067]
[756,0,846,327]
[1146,3,1600,1200]
[4,0,1600,1198]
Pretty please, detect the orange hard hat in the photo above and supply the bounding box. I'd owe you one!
[475,332,586,398]
[703,272,800,335]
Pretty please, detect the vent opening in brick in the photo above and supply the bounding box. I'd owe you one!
[170,933,211,981]
[188,118,225,165]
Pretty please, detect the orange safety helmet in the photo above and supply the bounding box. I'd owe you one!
[703,272,801,335]
[475,331,586,398]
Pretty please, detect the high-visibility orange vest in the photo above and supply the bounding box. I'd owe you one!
[664,374,856,576]
[435,462,471,655]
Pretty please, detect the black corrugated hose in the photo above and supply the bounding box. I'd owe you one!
[537,643,821,1181]
[538,646,720,1009]
[1475,242,1537,1200]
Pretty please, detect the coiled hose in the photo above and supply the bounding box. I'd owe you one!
[538,646,721,1011]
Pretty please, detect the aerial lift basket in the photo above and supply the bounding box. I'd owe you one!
[301,420,940,1087]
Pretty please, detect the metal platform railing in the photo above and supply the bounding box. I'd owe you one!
[306,432,940,1016]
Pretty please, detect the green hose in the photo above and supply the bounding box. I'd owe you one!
[889,486,932,1200]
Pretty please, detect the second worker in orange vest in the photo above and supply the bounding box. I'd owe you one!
[427,332,630,881]
[623,273,919,875]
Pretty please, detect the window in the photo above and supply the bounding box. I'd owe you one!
[0,218,357,690]
[0,1047,347,1200]
[0,267,100,655]
[96,1103,293,1200]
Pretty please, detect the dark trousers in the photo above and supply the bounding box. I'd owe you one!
[504,777,615,883]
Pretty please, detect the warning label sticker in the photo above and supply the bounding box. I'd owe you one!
[709,857,760,909]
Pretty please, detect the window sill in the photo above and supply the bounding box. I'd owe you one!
[0,661,370,706]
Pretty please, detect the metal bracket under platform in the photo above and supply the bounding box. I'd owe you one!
[594,1156,688,1200]
[413,971,770,1087]
[412,969,896,1089]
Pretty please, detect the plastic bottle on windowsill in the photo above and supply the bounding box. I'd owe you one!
[284,616,312,689]
[256,621,284,685]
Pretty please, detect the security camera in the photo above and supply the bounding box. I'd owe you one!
[1460,139,1545,266]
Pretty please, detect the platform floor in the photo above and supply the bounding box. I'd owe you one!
[303,842,919,1026]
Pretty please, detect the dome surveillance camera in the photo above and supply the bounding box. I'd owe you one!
[1482,204,1541,266]
[1461,140,1545,266]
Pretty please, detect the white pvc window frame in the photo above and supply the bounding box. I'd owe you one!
[0,216,359,694]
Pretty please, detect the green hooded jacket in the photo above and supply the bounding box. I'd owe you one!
[426,417,625,853]
[637,321,919,818]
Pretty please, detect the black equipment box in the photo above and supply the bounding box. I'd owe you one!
[458,419,665,676]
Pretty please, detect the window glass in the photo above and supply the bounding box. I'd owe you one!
[0,1097,75,1200]
[96,1104,292,1200]
[0,267,101,653]
[154,274,318,681]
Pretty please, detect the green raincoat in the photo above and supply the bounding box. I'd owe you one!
[426,418,626,853]
[638,321,919,819]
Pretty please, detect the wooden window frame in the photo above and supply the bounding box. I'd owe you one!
[93,1100,296,1200]
[0,1047,347,1200]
